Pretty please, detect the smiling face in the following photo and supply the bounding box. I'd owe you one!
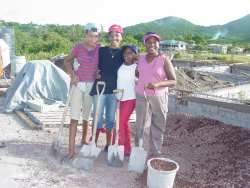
[145,37,160,55]
[108,31,123,48]
[85,30,99,48]
[123,47,136,65]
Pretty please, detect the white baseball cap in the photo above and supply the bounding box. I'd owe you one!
[84,23,100,33]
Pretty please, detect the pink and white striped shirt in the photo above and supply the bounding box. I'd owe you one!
[72,43,100,81]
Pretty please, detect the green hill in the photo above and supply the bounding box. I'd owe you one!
[124,14,250,43]
[0,14,249,60]
[125,16,203,40]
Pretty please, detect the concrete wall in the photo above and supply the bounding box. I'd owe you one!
[193,65,231,73]
[168,95,250,128]
[231,64,250,75]
[173,60,226,68]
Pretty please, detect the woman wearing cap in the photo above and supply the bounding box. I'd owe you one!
[64,23,100,159]
[135,32,176,157]
[117,44,138,156]
[90,24,123,151]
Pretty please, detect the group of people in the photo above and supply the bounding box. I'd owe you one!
[64,23,177,160]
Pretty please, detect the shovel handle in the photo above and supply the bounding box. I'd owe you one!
[113,89,124,101]
[58,85,75,138]
[139,138,143,148]
[136,86,150,149]
[113,89,123,145]
[91,81,106,145]
[96,81,106,96]
[114,100,120,145]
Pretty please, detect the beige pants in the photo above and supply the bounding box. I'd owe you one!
[135,93,168,156]
[70,82,93,121]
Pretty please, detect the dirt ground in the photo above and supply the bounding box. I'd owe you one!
[161,113,250,188]
[1,96,250,188]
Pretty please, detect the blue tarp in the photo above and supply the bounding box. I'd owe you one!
[4,60,70,112]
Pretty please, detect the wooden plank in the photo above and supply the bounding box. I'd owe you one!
[0,88,7,96]
[15,111,42,129]
[0,79,11,88]
[24,107,135,128]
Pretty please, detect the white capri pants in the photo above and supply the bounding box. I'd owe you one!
[70,82,93,121]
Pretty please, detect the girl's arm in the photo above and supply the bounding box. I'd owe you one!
[146,56,177,89]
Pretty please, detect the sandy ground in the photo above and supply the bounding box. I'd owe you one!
[0,97,140,188]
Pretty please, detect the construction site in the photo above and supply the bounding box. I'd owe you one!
[0,28,250,188]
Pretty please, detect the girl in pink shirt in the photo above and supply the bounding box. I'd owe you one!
[135,32,177,158]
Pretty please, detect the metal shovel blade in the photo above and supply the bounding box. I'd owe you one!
[51,137,64,158]
[79,143,101,158]
[107,145,124,167]
[128,146,148,173]
[73,143,101,170]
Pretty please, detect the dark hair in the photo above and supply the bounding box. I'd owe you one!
[121,44,139,55]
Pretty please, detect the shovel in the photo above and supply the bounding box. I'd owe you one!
[72,81,105,170]
[128,87,149,173]
[107,89,124,167]
[51,85,75,159]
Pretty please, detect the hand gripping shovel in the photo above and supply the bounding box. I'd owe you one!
[72,81,105,170]
[51,85,75,159]
[107,89,124,167]
[128,87,149,173]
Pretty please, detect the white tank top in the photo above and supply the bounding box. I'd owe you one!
[117,63,136,101]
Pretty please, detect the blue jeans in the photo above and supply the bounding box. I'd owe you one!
[92,94,117,129]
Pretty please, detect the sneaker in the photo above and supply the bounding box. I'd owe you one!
[104,145,109,152]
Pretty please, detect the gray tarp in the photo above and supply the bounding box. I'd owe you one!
[4,60,70,112]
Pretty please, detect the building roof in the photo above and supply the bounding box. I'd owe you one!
[160,40,187,45]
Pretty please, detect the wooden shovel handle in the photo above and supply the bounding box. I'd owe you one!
[113,89,124,101]
[96,81,106,95]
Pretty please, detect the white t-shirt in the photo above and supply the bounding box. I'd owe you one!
[117,63,137,101]
[0,39,10,68]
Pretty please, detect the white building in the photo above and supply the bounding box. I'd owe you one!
[208,44,227,54]
[160,40,187,51]
[230,47,244,54]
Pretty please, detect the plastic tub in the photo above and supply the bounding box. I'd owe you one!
[12,56,26,77]
[147,157,179,188]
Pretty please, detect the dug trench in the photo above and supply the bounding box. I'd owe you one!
[137,113,250,188]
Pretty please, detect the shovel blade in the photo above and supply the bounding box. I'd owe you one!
[128,146,147,173]
[79,144,101,158]
[107,145,124,167]
[73,144,101,170]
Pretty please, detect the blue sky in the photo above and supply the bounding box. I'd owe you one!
[0,0,250,30]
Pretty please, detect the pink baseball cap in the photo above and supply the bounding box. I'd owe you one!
[143,32,161,43]
[108,24,123,34]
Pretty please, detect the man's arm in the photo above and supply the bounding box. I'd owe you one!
[64,52,78,84]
